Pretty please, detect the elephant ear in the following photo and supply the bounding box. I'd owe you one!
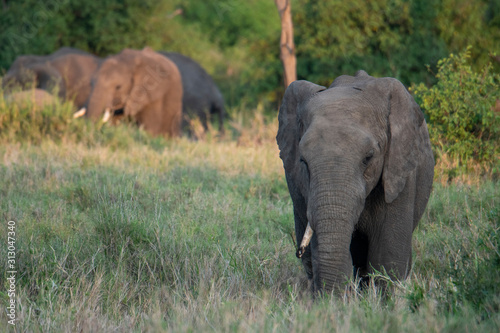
[126,51,173,116]
[277,80,326,174]
[32,64,64,98]
[382,78,425,203]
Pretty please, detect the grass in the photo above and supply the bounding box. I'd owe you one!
[0,96,499,332]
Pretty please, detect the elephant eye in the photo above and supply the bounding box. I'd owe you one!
[116,85,121,90]
[362,150,374,166]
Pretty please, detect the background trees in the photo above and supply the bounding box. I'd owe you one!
[1,0,499,109]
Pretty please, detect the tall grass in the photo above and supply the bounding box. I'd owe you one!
[0,95,499,331]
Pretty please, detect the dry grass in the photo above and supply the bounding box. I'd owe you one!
[0,99,499,331]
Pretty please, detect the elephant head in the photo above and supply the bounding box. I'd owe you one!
[3,48,102,110]
[2,57,63,95]
[86,47,183,137]
[31,64,65,98]
[277,71,434,294]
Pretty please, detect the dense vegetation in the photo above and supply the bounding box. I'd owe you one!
[0,0,499,331]
[1,0,499,107]
[412,47,500,179]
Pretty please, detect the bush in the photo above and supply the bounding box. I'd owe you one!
[411,47,500,177]
[0,89,170,148]
[294,0,500,88]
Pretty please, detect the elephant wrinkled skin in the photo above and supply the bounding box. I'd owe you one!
[86,47,183,137]
[277,70,434,294]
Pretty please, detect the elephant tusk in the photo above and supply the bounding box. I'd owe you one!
[296,222,313,258]
[73,108,86,118]
[102,108,111,123]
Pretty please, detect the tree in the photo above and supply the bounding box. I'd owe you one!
[411,47,500,174]
[275,0,296,88]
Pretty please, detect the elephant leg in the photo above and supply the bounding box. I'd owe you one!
[369,227,412,276]
[368,185,416,283]
[136,100,181,137]
[211,104,225,133]
[350,230,369,287]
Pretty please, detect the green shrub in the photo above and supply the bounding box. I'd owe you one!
[412,47,500,176]
[0,90,78,142]
[0,89,171,148]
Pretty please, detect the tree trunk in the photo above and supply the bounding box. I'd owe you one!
[275,0,297,89]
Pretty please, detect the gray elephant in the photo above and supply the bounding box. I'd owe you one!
[159,52,225,132]
[2,47,101,109]
[85,47,183,137]
[277,70,434,294]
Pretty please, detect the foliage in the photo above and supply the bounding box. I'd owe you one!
[1,0,499,109]
[414,183,500,316]
[175,0,283,108]
[294,0,414,86]
[412,47,500,176]
[294,0,500,87]
[179,0,280,48]
[0,91,164,150]
[0,0,159,64]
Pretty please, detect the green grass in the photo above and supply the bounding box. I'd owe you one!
[0,99,499,331]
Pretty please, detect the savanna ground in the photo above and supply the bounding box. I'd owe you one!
[0,98,499,332]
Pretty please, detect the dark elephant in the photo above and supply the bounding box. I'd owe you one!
[159,52,225,132]
[277,71,434,294]
[2,47,101,109]
[85,47,183,137]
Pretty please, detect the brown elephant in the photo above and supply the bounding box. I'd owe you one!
[277,71,434,294]
[2,47,101,109]
[85,47,183,137]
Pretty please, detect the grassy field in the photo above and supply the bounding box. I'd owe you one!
[0,100,499,332]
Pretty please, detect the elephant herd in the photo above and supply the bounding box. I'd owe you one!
[2,47,225,137]
[3,47,436,295]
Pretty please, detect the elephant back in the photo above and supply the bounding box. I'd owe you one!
[159,51,225,119]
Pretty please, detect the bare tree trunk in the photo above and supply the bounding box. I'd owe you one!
[275,0,297,89]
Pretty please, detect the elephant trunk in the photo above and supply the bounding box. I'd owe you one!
[308,164,365,293]
[86,86,110,120]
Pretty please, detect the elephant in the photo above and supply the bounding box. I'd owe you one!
[85,47,183,137]
[4,89,60,110]
[2,47,101,109]
[159,52,225,132]
[276,70,434,294]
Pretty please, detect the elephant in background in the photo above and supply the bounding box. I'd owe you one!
[159,52,225,132]
[277,70,434,294]
[85,47,183,137]
[2,47,101,109]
